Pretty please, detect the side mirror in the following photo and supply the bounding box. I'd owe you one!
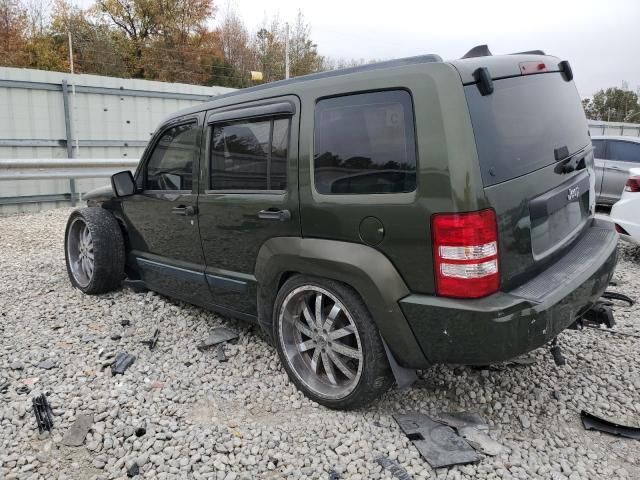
[111,170,136,197]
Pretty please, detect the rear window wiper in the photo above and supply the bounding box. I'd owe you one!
[554,146,585,174]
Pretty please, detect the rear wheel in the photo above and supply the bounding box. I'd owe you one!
[65,208,125,294]
[273,275,392,409]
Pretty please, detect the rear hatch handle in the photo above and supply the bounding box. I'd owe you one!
[554,145,586,174]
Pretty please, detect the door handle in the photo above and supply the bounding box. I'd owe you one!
[258,208,291,222]
[172,205,198,216]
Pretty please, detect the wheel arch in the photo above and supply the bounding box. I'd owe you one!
[255,237,429,368]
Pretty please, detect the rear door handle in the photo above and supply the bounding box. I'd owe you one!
[172,205,197,216]
[258,208,291,221]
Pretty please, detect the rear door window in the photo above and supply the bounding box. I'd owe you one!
[313,90,417,194]
[465,73,590,186]
[608,140,640,163]
[592,140,606,159]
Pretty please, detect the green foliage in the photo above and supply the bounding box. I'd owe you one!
[583,87,640,122]
[0,1,328,88]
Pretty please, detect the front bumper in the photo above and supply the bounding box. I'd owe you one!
[400,220,618,366]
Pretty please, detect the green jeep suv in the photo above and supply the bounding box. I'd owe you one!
[65,47,618,409]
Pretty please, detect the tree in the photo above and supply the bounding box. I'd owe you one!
[287,10,323,78]
[0,0,29,67]
[583,87,640,122]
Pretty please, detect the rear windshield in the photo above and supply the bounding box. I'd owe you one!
[465,72,590,186]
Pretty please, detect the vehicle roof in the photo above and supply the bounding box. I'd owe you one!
[165,49,563,123]
[592,135,640,143]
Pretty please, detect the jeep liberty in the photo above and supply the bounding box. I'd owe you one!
[65,46,618,409]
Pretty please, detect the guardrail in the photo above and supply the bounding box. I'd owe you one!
[0,158,139,181]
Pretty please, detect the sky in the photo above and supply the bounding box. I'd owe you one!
[76,0,640,98]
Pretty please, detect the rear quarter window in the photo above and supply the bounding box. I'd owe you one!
[313,90,417,194]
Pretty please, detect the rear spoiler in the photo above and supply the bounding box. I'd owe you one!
[461,44,546,59]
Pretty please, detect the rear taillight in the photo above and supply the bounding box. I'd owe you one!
[431,209,499,299]
[624,176,640,192]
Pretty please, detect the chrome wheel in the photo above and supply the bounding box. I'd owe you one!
[278,285,363,400]
[67,217,94,288]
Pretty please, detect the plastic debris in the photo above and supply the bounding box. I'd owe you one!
[111,352,136,375]
[16,386,31,395]
[601,290,634,306]
[375,455,412,479]
[328,469,342,480]
[32,394,54,432]
[62,414,94,446]
[394,413,479,468]
[434,411,509,456]
[111,334,122,341]
[0,379,9,394]
[216,344,228,362]
[120,319,131,327]
[127,462,140,477]
[141,329,160,350]
[197,327,238,351]
[581,410,640,440]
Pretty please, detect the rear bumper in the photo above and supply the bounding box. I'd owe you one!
[400,219,618,366]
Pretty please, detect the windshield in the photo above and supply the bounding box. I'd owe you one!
[465,72,590,186]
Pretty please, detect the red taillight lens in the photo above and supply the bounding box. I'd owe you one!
[431,209,499,298]
[624,176,640,192]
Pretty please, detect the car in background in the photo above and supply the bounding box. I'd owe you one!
[610,168,640,244]
[592,135,640,205]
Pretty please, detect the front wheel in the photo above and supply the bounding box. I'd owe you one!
[273,275,393,409]
[64,208,125,294]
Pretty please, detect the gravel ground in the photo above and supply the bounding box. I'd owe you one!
[1,208,639,480]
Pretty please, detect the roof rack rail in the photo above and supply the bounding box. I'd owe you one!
[509,49,546,55]
[461,45,492,59]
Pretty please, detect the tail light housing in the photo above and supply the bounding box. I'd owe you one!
[624,175,640,192]
[431,209,499,298]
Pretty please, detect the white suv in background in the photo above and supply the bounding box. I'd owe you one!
[592,135,640,205]
[610,168,640,245]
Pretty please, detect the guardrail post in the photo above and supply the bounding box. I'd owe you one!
[61,79,77,206]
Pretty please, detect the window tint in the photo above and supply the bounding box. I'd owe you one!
[608,141,640,163]
[146,123,198,191]
[592,140,606,159]
[210,118,290,190]
[314,90,417,194]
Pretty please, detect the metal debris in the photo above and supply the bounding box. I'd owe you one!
[216,344,228,362]
[581,410,640,440]
[111,352,136,375]
[434,411,510,456]
[197,327,238,351]
[375,455,412,479]
[393,413,480,468]
[32,394,54,433]
[61,414,94,446]
[141,328,160,350]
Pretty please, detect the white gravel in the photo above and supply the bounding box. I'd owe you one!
[1,208,639,480]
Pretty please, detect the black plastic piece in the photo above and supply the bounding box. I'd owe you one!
[582,303,615,329]
[550,338,566,366]
[462,45,493,59]
[554,145,569,161]
[0,379,9,394]
[127,462,140,477]
[141,329,160,350]
[601,291,634,306]
[33,394,54,433]
[581,410,640,440]
[111,352,136,375]
[375,456,412,480]
[559,60,574,81]
[473,67,494,96]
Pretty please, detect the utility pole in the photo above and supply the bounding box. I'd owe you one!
[68,31,74,75]
[284,22,290,80]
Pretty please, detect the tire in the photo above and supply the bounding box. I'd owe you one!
[273,274,393,409]
[64,207,125,294]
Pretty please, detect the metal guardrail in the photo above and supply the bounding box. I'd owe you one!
[0,158,139,180]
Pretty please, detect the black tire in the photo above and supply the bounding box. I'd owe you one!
[64,207,125,294]
[273,274,393,409]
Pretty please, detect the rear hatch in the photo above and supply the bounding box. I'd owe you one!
[454,57,593,289]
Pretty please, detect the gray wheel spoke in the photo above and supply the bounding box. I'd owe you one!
[302,304,316,329]
[310,348,321,372]
[321,351,337,385]
[86,251,94,260]
[331,341,362,360]
[314,293,323,327]
[329,325,354,340]
[323,304,341,330]
[294,319,314,338]
[327,349,356,379]
[297,339,315,353]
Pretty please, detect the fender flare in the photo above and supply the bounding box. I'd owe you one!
[255,237,429,368]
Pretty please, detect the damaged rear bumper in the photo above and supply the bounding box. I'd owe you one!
[400,220,618,366]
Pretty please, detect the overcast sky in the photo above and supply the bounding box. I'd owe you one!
[76,0,639,97]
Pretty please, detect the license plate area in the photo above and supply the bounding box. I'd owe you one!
[529,172,590,260]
